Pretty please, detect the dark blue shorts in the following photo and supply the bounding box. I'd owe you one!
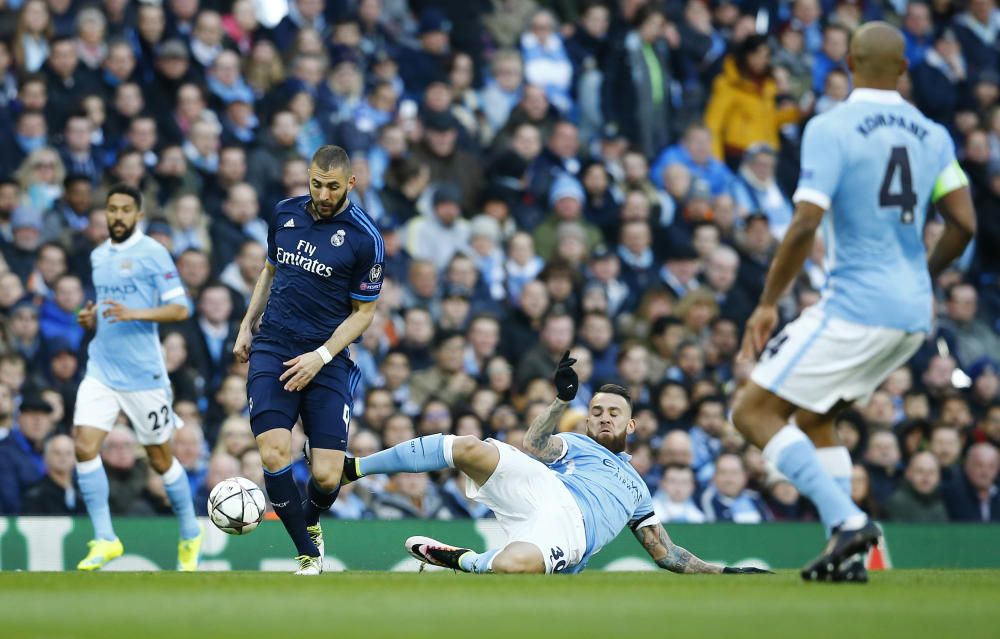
[247,349,360,452]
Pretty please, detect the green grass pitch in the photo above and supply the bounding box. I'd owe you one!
[3,570,999,639]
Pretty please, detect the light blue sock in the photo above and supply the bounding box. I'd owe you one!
[763,427,863,531]
[459,548,500,574]
[816,446,854,537]
[162,459,201,540]
[77,458,116,541]
[357,434,455,476]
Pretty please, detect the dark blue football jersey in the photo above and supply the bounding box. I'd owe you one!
[255,195,384,362]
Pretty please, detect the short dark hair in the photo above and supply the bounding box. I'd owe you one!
[693,395,726,416]
[106,183,143,210]
[664,463,693,475]
[311,145,352,173]
[433,329,464,349]
[595,383,632,412]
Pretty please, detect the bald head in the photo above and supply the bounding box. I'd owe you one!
[848,22,907,88]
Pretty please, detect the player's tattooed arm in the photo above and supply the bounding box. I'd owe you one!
[633,523,724,574]
[523,399,569,463]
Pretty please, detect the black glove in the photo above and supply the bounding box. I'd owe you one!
[723,566,774,574]
[553,350,578,402]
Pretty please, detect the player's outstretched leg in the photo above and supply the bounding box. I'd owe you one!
[405,538,544,574]
[733,383,876,582]
[343,433,499,488]
[343,432,457,479]
[147,444,203,571]
[257,430,321,574]
[74,426,123,571]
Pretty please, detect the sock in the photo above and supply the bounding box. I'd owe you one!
[458,548,500,574]
[357,434,456,477]
[76,457,116,541]
[815,446,853,537]
[264,465,318,557]
[303,479,340,527]
[161,458,201,540]
[762,426,865,532]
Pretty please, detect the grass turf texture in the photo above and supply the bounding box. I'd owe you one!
[3,570,998,639]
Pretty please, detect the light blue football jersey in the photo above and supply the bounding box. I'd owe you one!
[548,433,655,573]
[794,89,957,333]
[86,232,188,391]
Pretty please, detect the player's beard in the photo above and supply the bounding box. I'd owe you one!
[110,221,135,243]
[312,190,349,218]
[591,424,628,454]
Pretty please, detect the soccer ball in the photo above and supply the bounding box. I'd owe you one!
[208,477,267,535]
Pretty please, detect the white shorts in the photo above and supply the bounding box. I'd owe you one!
[465,439,587,573]
[751,306,924,414]
[73,376,182,446]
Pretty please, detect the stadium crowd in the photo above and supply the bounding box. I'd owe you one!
[0,0,998,526]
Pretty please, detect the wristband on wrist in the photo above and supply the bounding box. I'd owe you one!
[315,345,333,364]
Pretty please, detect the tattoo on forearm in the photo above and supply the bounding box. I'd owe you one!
[635,525,722,574]
[524,400,568,462]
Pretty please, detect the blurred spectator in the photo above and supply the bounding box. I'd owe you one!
[938,284,1000,366]
[811,23,850,96]
[850,463,882,518]
[101,425,155,515]
[902,1,935,66]
[911,30,969,126]
[864,430,903,510]
[21,434,85,515]
[516,310,574,387]
[699,453,771,523]
[652,124,733,195]
[370,472,450,519]
[765,478,812,522]
[887,452,949,522]
[730,144,793,238]
[409,330,476,407]
[942,443,1000,522]
[652,464,706,523]
[172,423,207,496]
[689,395,728,486]
[706,35,799,169]
[0,393,54,513]
[929,425,965,483]
[403,184,470,271]
[182,282,238,394]
[603,5,672,158]
[952,0,1000,78]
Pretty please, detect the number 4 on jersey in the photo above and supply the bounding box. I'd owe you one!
[879,146,917,225]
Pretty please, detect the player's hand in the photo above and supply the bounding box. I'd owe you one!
[77,300,97,330]
[723,566,774,574]
[280,352,324,392]
[553,350,578,402]
[101,299,135,323]
[738,304,779,363]
[233,327,253,364]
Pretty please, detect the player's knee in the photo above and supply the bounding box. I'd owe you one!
[74,438,99,462]
[310,464,344,491]
[731,394,758,434]
[258,444,291,472]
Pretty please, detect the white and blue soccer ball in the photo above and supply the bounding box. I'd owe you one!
[208,477,267,535]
